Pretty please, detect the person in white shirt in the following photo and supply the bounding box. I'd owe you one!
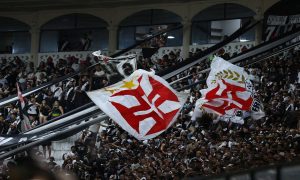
[94,65,106,77]
[71,59,80,72]
[27,97,39,123]
[92,65,107,89]
[249,70,260,84]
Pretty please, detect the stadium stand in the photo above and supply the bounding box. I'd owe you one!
[0,0,299,179]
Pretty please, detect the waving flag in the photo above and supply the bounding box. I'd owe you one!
[92,50,137,77]
[195,57,264,124]
[116,56,137,77]
[87,69,187,140]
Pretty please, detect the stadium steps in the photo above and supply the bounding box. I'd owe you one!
[51,133,81,166]
[50,122,108,166]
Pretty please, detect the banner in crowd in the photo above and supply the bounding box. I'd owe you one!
[92,50,136,62]
[263,0,300,41]
[195,56,264,124]
[87,69,188,140]
[116,57,137,77]
[92,50,137,77]
[264,14,300,41]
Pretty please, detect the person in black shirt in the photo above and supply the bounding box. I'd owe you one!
[50,101,64,119]
[75,141,88,160]
[39,100,51,124]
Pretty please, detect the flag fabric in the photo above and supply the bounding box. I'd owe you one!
[195,56,264,124]
[16,83,32,131]
[87,69,188,140]
[116,56,137,77]
[92,50,110,63]
[92,50,137,77]
[92,50,102,57]
[92,50,135,63]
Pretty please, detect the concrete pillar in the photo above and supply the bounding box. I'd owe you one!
[107,25,118,55]
[182,20,192,59]
[255,21,263,45]
[254,13,263,45]
[30,25,40,68]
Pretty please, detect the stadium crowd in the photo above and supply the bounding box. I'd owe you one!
[0,46,299,179]
[53,48,299,179]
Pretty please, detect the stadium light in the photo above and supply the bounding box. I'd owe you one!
[240,39,249,42]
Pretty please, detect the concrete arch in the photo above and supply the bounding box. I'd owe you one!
[117,8,183,26]
[226,1,257,15]
[0,15,30,30]
[191,3,256,22]
[39,12,109,29]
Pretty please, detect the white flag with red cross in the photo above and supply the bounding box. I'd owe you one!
[87,69,188,140]
[195,57,264,124]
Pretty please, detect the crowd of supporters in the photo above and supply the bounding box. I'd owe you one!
[0,48,183,139]
[0,46,299,179]
[53,49,299,179]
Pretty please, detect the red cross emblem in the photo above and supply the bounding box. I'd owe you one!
[109,75,181,136]
[203,79,253,115]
